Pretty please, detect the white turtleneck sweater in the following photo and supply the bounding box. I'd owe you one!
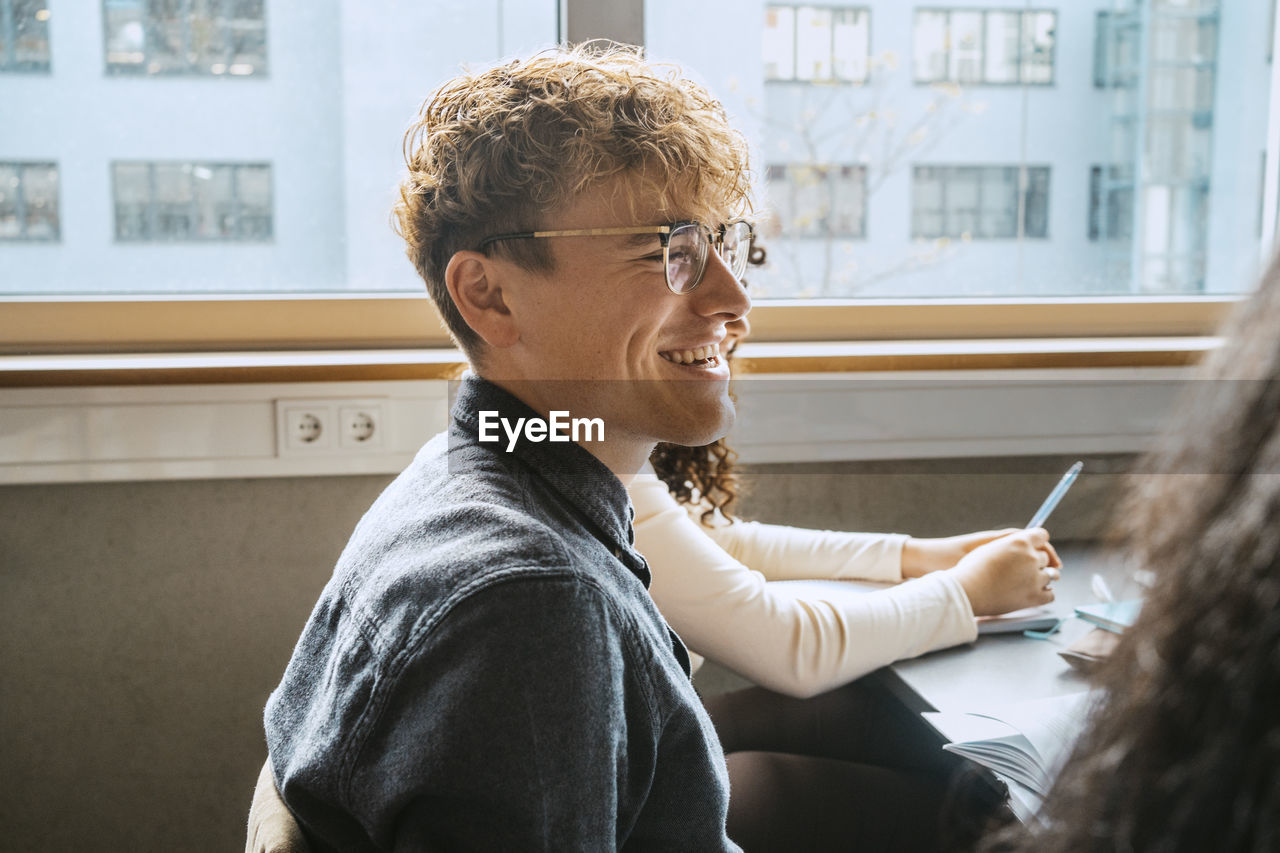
[630,463,979,699]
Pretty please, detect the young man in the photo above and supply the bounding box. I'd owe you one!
[264,46,753,850]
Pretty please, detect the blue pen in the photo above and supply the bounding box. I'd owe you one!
[1026,461,1083,529]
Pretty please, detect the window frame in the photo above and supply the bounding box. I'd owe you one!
[0,0,51,72]
[102,0,269,78]
[0,0,1264,365]
[110,160,274,243]
[0,161,59,242]
[911,164,1051,241]
[912,7,1058,88]
[763,4,872,85]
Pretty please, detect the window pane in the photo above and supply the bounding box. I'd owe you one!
[1021,11,1055,84]
[192,164,234,238]
[833,166,866,238]
[234,164,272,240]
[11,0,51,69]
[113,163,151,240]
[1023,167,1050,239]
[0,166,21,238]
[104,0,268,75]
[22,164,59,239]
[763,6,796,80]
[978,167,1017,238]
[7,2,559,295]
[144,0,189,75]
[228,0,267,74]
[792,164,829,236]
[948,12,983,84]
[153,163,195,239]
[641,0,1263,298]
[913,11,947,82]
[795,6,832,81]
[104,0,147,70]
[985,12,1020,84]
[832,9,868,82]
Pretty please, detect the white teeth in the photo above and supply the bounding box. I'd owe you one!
[660,343,721,365]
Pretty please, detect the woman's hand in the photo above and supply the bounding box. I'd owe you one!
[946,528,1062,617]
[901,529,1022,579]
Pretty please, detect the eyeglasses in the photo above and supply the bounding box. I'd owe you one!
[476,219,755,294]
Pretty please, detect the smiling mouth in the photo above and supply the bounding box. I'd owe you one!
[659,343,722,368]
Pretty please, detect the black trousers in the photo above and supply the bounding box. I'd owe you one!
[702,677,1012,852]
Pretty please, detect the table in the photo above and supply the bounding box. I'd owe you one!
[876,544,1136,715]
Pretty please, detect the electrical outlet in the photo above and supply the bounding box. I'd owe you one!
[275,398,387,456]
[338,404,385,449]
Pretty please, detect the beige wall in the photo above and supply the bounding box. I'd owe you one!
[0,454,1129,851]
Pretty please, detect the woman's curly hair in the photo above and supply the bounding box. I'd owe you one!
[390,43,754,360]
[649,244,766,525]
[984,254,1280,852]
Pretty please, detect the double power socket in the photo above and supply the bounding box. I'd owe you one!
[275,398,388,456]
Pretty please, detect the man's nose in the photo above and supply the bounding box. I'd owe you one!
[692,249,751,322]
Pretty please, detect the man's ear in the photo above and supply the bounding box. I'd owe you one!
[444,251,520,348]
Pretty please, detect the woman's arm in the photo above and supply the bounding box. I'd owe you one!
[630,471,978,698]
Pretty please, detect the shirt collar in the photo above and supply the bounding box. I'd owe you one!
[451,374,638,558]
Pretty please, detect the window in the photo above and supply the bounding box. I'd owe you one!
[112,162,272,241]
[0,0,50,71]
[103,0,267,76]
[0,162,59,241]
[912,165,1050,240]
[764,5,870,83]
[913,9,1056,86]
[1094,11,1140,89]
[766,163,867,239]
[1088,165,1133,241]
[0,1,1262,356]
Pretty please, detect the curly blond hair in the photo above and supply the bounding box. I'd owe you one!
[391,43,754,359]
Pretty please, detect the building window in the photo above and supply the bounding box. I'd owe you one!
[103,0,267,76]
[1088,165,1133,241]
[767,163,867,238]
[0,162,58,241]
[112,161,272,242]
[1092,11,1140,89]
[0,0,51,72]
[764,5,870,83]
[912,165,1049,239]
[913,9,1055,86]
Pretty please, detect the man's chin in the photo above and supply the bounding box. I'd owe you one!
[657,400,736,448]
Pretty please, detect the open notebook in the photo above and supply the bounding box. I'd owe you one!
[922,691,1097,800]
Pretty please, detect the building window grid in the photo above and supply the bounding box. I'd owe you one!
[912,165,1050,240]
[766,163,868,238]
[103,0,267,76]
[111,161,273,243]
[913,8,1056,86]
[764,4,871,83]
[0,0,50,72]
[1088,164,1134,241]
[0,162,59,241]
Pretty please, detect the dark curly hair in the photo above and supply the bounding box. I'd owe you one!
[984,254,1280,852]
[649,243,766,525]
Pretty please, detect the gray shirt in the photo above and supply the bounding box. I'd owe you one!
[265,375,737,851]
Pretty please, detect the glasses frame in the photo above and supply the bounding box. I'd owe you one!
[476,219,755,294]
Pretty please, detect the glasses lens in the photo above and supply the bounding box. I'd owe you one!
[720,221,753,280]
[666,223,708,293]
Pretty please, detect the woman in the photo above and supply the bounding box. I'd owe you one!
[631,266,1063,849]
[982,256,1280,852]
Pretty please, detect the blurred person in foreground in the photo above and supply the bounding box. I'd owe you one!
[981,253,1280,852]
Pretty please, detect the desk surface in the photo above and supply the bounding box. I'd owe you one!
[878,544,1134,714]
